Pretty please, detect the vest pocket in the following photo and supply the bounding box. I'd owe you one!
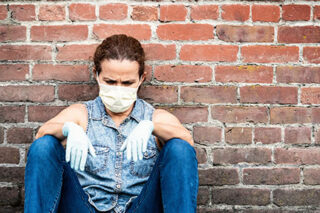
[129,147,158,178]
[85,145,110,174]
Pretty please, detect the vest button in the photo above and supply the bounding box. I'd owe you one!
[116,184,121,189]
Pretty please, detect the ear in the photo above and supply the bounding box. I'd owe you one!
[93,68,98,81]
[139,72,147,86]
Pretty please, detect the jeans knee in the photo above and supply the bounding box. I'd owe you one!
[162,138,197,163]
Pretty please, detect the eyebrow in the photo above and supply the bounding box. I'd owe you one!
[102,77,136,82]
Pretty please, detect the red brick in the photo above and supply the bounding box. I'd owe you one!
[181,86,237,104]
[56,44,98,61]
[277,66,320,83]
[0,25,26,42]
[310,107,320,123]
[275,147,320,164]
[0,186,20,206]
[138,85,178,104]
[144,65,152,83]
[7,127,33,144]
[199,168,239,186]
[193,126,222,145]
[278,26,320,43]
[161,106,208,124]
[0,147,19,164]
[190,5,218,20]
[0,127,3,144]
[154,65,211,83]
[0,64,28,81]
[131,6,157,21]
[195,147,207,164]
[0,167,24,182]
[9,4,35,21]
[142,44,176,61]
[303,46,320,63]
[180,45,238,62]
[315,127,320,144]
[225,127,252,144]
[0,5,7,20]
[254,127,281,144]
[217,25,274,42]
[304,168,320,185]
[39,4,65,21]
[270,107,312,124]
[0,106,25,123]
[211,106,268,123]
[212,188,270,205]
[240,86,298,104]
[0,45,51,60]
[157,24,213,41]
[69,3,96,21]
[0,86,54,102]
[221,4,250,22]
[282,4,311,21]
[213,148,272,164]
[28,106,66,122]
[274,189,320,206]
[58,84,98,101]
[284,126,311,144]
[215,65,273,83]
[301,87,320,104]
[31,25,88,42]
[241,45,299,63]
[252,5,280,22]
[93,24,151,40]
[314,6,320,20]
[160,5,187,21]
[197,187,210,205]
[33,64,90,82]
[99,3,127,20]
[243,168,300,185]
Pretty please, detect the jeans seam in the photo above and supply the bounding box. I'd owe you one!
[49,166,64,213]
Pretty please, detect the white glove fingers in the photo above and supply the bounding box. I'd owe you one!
[74,149,82,171]
[142,137,148,153]
[127,139,132,161]
[132,139,138,162]
[80,149,87,171]
[120,140,127,151]
[137,138,143,161]
[88,140,96,157]
[70,148,77,169]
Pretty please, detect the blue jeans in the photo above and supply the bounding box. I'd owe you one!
[24,135,199,213]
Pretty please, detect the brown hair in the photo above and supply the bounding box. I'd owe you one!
[93,34,145,77]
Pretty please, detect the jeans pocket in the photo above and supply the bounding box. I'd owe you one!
[130,148,158,178]
[85,145,110,174]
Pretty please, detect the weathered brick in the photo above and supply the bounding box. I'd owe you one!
[195,147,207,164]
[93,24,151,40]
[9,4,35,21]
[243,168,300,185]
[221,4,250,22]
[0,167,24,182]
[31,25,88,42]
[99,3,127,20]
[0,186,20,206]
[282,4,310,21]
[0,147,20,164]
[0,127,3,144]
[225,127,252,144]
[0,64,28,81]
[216,25,274,42]
[160,5,187,22]
[138,85,178,104]
[252,5,280,22]
[0,25,26,42]
[154,65,212,83]
[131,6,157,21]
[278,26,320,43]
[274,189,320,206]
[7,127,33,144]
[240,86,298,104]
[215,65,273,83]
[0,5,7,20]
[157,24,213,41]
[190,5,218,20]
[304,168,320,185]
[199,168,239,186]
[28,106,66,122]
[275,148,320,165]
[181,86,237,104]
[284,126,311,144]
[0,86,54,102]
[39,5,65,21]
[241,45,299,63]
[277,66,320,83]
[0,45,51,60]
[211,106,268,124]
[212,188,270,205]
[58,84,98,101]
[193,126,222,145]
[254,127,281,144]
[56,44,98,61]
[303,47,320,64]
[142,44,176,61]
[197,187,210,205]
[270,107,312,124]
[161,106,208,124]
[213,148,272,164]
[69,3,96,21]
[33,64,90,82]
[0,106,25,123]
[314,5,320,20]
[301,87,320,104]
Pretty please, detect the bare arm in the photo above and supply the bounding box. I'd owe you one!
[152,109,194,147]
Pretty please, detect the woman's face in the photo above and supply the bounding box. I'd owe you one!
[96,59,144,88]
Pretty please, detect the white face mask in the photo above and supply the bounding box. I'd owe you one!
[97,78,139,113]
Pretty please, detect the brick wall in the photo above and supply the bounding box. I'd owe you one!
[1,0,320,212]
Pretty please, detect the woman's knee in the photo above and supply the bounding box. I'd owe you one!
[162,138,197,163]
[27,135,63,161]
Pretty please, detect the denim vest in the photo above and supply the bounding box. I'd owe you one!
[75,96,160,213]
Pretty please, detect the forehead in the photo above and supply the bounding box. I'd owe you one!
[100,59,139,79]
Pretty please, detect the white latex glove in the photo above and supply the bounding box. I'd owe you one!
[62,122,96,171]
[120,120,154,161]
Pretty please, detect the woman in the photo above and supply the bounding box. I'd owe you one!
[24,34,199,213]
